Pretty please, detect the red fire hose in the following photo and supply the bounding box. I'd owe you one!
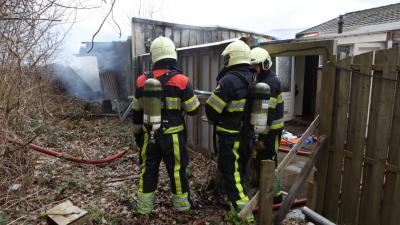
[0,135,126,165]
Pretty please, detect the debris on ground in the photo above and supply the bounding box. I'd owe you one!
[47,200,90,225]
[0,97,307,225]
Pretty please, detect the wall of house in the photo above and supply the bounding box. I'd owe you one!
[294,56,305,116]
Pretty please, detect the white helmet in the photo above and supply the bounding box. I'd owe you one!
[150,36,177,63]
[222,40,251,67]
[250,47,272,70]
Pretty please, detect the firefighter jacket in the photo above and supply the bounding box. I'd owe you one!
[205,64,255,134]
[257,69,284,133]
[132,61,200,135]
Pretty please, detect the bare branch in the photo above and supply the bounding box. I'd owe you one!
[87,0,117,53]
[0,18,62,22]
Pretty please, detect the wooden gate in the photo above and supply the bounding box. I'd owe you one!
[319,47,400,225]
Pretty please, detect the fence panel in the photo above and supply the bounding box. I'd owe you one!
[382,55,400,225]
[339,51,373,225]
[324,56,352,221]
[358,48,398,225]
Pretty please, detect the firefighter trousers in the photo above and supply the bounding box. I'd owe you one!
[135,131,191,214]
[252,128,283,203]
[217,132,250,209]
[254,128,283,172]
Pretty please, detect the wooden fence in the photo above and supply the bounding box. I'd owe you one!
[319,47,400,225]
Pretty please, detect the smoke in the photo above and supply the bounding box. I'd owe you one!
[50,40,132,104]
[49,57,103,101]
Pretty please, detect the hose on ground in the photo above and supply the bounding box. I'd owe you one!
[0,135,127,165]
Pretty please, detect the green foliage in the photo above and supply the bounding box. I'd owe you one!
[0,211,7,224]
[88,205,102,223]
[223,211,249,225]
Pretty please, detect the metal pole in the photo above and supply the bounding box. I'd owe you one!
[301,206,336,225]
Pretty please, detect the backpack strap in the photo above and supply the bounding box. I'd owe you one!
[144,70,181,85]
[229,71,256,87]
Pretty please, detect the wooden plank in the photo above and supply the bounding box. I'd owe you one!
[211,30,219,42]
[181,29,190,47]
[315,54,337,213]
[323,56,352,221]
[259,160,275,225]
[172,28,181,47]
[239,118,319,220]
[358,48,399,225]
[263,40,336,57]
[221,30,229,40]
[339,51,373,225]
[204,31,212,43]
[274,135,328,225]
[133,23,145,56]
[229,31,236,39]
[382,48,400,225]
[164,27,173,40]
[189,30,197,46]
[307,178,318,210]
[196,30,204,45]
[277,115,319,175]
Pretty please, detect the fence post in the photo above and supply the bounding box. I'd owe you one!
[259,160,275,225]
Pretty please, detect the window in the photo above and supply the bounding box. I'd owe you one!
[275,56,292,92]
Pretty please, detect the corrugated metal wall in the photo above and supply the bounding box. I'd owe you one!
[137,43,227,151]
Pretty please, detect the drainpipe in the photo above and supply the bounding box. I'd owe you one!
[338,15,344,34]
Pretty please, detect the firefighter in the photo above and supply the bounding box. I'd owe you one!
[132,36,200,214]
[205,40,255,217]
[250,47,284,203]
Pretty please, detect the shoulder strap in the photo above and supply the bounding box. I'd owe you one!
[158,70,181,85]
[229,71,256,87]
[144,71,153,79]
[145,70,181,85]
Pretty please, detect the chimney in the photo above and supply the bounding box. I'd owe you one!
[338,15,344,34]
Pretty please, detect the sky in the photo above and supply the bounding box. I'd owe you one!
[58,0,400,57]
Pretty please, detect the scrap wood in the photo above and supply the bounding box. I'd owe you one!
[238,115,319,220]
[274,135,328,225]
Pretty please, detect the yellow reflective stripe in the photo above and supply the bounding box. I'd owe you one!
[271,121,284,130]
[165,97,181,110]
[164,124,184,134]
[206,93,227,113]
[277,93,284,103]
[132,97,141,110]
[236,197,250,206]
[232,141,246,200]
[166,97,180,101]
[268,97,277,109]
[138,192,155,202]
[139,133,149,192]
[275,135,279,154]
[216,126,239,134]
[172,134,182,195]
[183,95,200,112]
[226,99,246,112]
[172,193,190,211]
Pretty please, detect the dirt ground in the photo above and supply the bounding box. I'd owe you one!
[1,99,308,225]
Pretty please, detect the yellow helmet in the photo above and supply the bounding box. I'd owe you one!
[150,36,177,63]
[250,47,272,70]
[222,40,251,67]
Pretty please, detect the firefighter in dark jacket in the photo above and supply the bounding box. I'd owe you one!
[250,47,284,202]
[132,36,200,214]
[205,40,255,216]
